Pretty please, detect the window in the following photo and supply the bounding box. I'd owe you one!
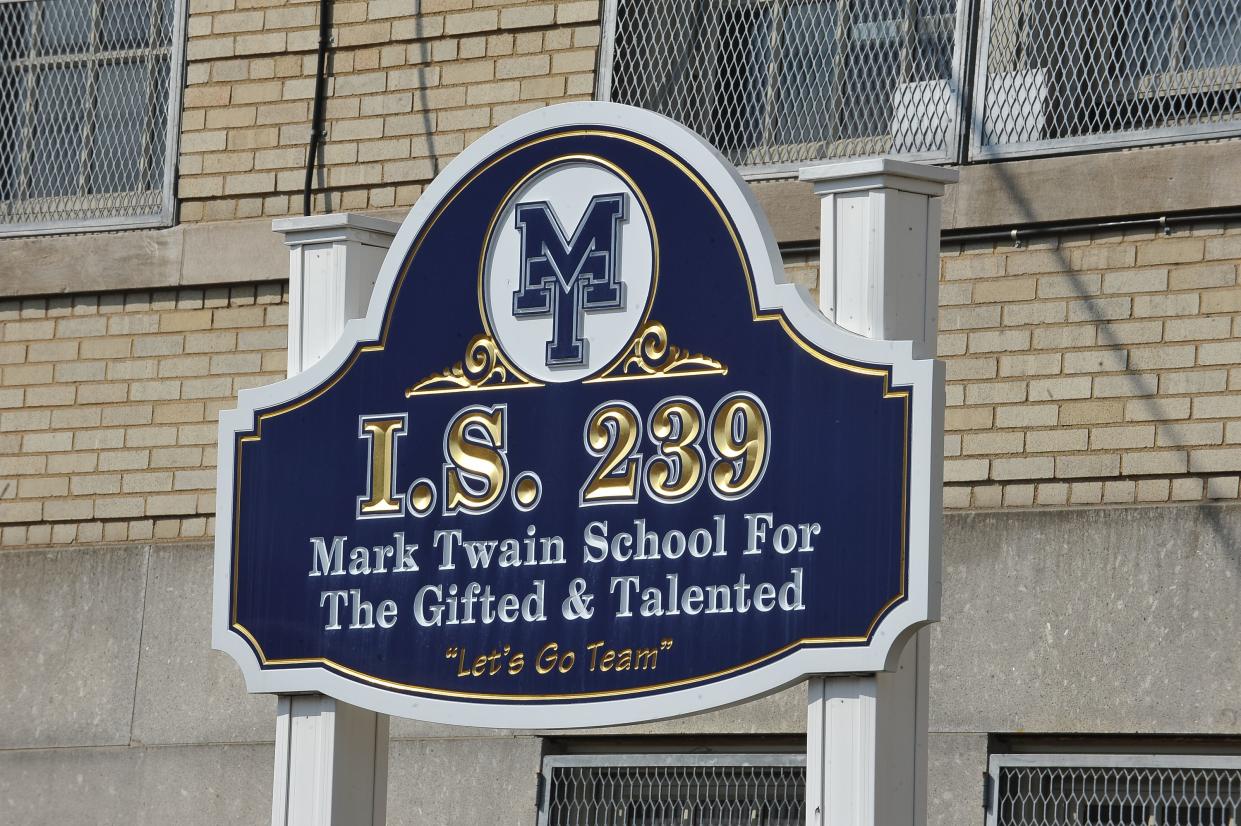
[973,0,1241,159]
[538,754,805,826]
[603,0,1241,170]
[989,754,1241,826]
[0,0,183,236]
[601,0,967,174]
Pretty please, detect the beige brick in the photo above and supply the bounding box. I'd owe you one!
[1102,480,1137,504]
[972,485,1003,508]
[968,330,1029,353]
[1198,341,1241,365]
[1070,244,1136,270]
[146,494,199,516]
[234,32,286,55]
[1055,454,1120,478]
[2,363,52,385]
[98,451,150,472]
[1002,484,1035,507]
[1127,346,1196,370]
[1028,376,1092,401]
[1092,374,1157,398]
[1036,482,1070,505]
[121,472,174,494]
[992,457,1054,480]
[944,357,997,381]
[557,0,599,23]
[1026,429,1088,453]
[1002,302,1066,326]
[1090,425,1154,449]
[942,255,1002,280]
[496,53,550,78]
[998,353,1061,377]
[1136,478,1171,502]
[1032,325,1096,350]
[940,306,1000,331]
[1126,397,1191,421]
[942,486,971,508]
[1101,268,1168,293]
[1121,451,1189,475]
[43,499,93,521]
[964,382,1026,405]
[945,407,993,431]
[962,432,1024,455]
[1136,237,1205,265]
[1132,293,1199,317]
[1206,476,1241,499]
[1067,297,1131,322]
[944,459,989,482]
[1059,400,1124,425]
[551,49,595,74]
[1188,448,1241,473]
[56,316,108,337]
[1037,273,1100,298]
[1096,320,1163,345]
[151,447,204,469]
[1161,370,1228,394]
[95,498,146,519]
[500,4,555,28]
[76,384,129,405]
[445,9,497,34]
[1168,262,1236,290]
[1157,422,1223,447]
[1169,477,1204,501]
[1067,478,1106,506]
[1201,288,1241,313]
[995,404,1058,428]
[152,401,206,424]
[1063,349,1128,374]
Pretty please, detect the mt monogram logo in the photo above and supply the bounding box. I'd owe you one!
[511,193,627,367]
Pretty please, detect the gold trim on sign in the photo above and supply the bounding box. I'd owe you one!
[585,321,728,383]
[405,334,541,397]
[230,126,916,701]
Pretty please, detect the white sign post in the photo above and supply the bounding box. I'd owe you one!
[799,159,957,826]
[270,214,400,826]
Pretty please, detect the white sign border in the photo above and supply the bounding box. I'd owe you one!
[212,101,943,729]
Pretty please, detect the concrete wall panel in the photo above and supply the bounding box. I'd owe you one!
[932,504,1241,734]
[0,545,147,749]
[131,543,276,746]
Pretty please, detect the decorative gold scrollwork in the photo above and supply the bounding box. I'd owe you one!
[588,322,728,384]
[405,334,540,397]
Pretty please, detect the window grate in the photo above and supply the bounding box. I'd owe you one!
[0,0,183,236]
[989,755,1241,826]
[600,0,969,176]
[972,0,1241,159]
[539,755,806,826]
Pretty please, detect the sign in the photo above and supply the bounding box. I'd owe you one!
[213,103,941,729]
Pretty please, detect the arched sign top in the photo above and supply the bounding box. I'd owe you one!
[213,102,941,729]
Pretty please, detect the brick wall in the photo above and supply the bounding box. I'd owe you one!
[179,0,601,222]
[939,225,1241,509]
[4,226,1241,548]
[0,285,287,547]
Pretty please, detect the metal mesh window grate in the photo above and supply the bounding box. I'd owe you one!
[602,0,967,174]
[0,0,182,235]
[540,755,805,826]
[973,0,1241,159]
[990,755,1241,826]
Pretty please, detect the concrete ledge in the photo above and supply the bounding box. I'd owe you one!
[5,139,1239,299]
[0,744,273,825]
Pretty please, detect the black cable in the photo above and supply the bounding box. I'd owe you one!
[303,0,333,216]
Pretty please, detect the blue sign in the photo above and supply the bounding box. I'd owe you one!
[213,103,941,728]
